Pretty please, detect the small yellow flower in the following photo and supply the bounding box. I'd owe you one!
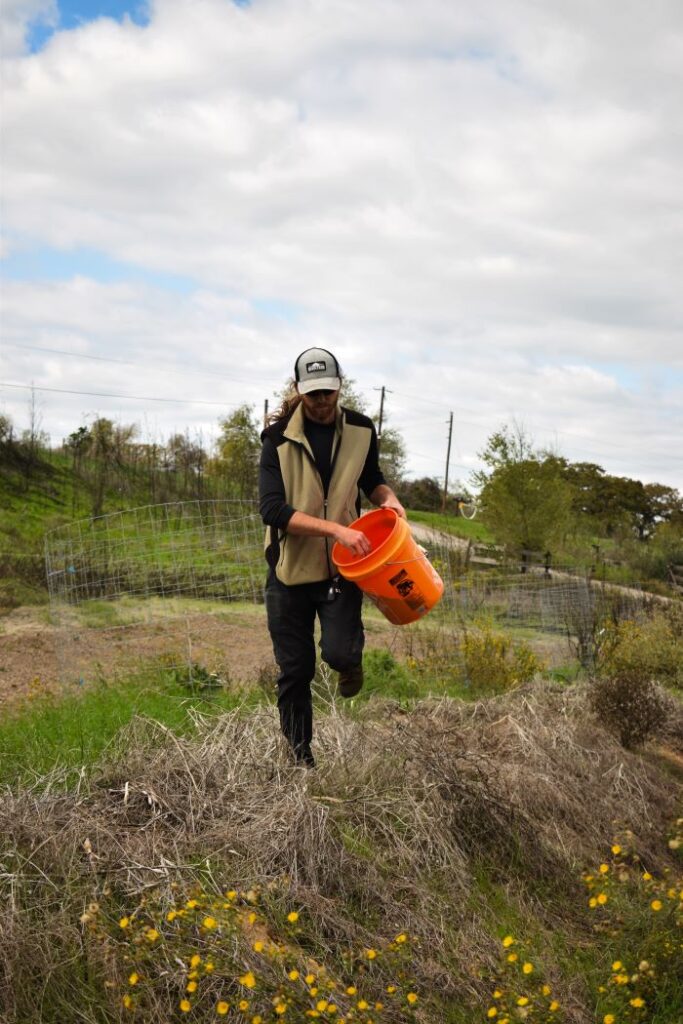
[406,993,418,1005]
[128,973,139,986]
[651,899,663,911]
[239,971,257,989]
[346,986,357,995]
[205,962,215,974]
[145,928,160,942]
[288,969,299,981]
[611,961,622,971]
[642,872,653,881]
[248,912,257,925]
[517,996,529,1007]
[494,989,503,998]
[186,899,199,909]
[119,917,130,929]
[186,981,198,993]
[549,1001,560,1011]
[287,911,299,923]
[487,1009,498,1019]
[252,1017,263,1024]
[190,955,202,968]
[611,844,621,855]
[589,897,598,908]
[226,889,237,899]
[603,1016,615,1024]
[217,1002,230,1016]
[386,985,397,994]
[615,974,629,985]
[316,1001,329,1012]
[167,910,178,922]
[275,1005,287,1015]
[306,975,316,985]
[239,1000,249,1011]
[180,1000,191,1013]
[395,933,407,943]
[203,916,218,930]
[366,948,377,960]
[502,935,515,947]
[253,940,264,952]
[599,863,609,874]
[357,1000,369,1010]
[507,952,518,962]
[630,997,645,1008]
[122,994,133,1010]
[522,962,533,975]
[597,893,608,905]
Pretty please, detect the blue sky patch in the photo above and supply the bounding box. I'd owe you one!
[27,1,150,54]
[1,243,196,294]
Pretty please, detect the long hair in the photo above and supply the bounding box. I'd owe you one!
[266,378,302,426]
[266,373,344,427]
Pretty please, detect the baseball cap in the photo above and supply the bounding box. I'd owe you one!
[294,347,341,394]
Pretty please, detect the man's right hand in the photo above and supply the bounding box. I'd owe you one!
[334,524,372,557]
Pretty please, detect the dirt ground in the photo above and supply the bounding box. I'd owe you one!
[0,602,416,707]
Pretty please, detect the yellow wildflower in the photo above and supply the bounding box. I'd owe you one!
[395,933,407,943]
[386,985,397,994]
[190,954,201,968]
[122,994,133,1010]
[487,1009,498,1019]
[128,973,139,986]
[288,969,299,981]
[597,893,608,905]
[541,985,551,996]
[186,899,199,909]
[603,1016,615,1024]
[119,917,130,929]
[239,1000,249,1011]
[366,949,377,960]
[522,962,533,975]
[180,1000,191,1013]
[275,1005,287,1015]
[167,910,178,922]
[357,1001,369,1010]
[611,961,622,971]
[630,997,645,1008]
[346,986,357,995]
[407,993,418,1005]
[217,1002,230,1016]
[317,1001,329,1012]
[203,916,218,930]
[507,952,518,962]
[611,844,621,855]
[599,864,609,874]
[145,928,159,942]
[239,971,257,989]
[186,981,198,993]
[287,911,299,923]
[651,899,663,911]
[205,963,215,974]
[306,975,316,985]
[502,935,515,947]
[517,997,529,1007]
[589,897,598,908]
[550,1001,560,1011]
[642,872,652,881]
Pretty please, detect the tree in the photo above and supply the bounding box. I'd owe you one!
[475,424,574,556]
[214,405,261,499]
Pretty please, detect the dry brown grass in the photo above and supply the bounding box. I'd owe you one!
[0,681,681,1023]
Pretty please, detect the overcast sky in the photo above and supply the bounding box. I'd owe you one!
[1,0,682,491]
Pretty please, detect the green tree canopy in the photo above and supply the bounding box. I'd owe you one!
[214,405,261,499]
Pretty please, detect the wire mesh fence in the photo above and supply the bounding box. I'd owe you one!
[44,501,653,686]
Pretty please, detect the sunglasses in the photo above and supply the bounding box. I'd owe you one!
[307,389,336,398]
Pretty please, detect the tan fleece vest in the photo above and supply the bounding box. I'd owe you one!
[270,403,372,585]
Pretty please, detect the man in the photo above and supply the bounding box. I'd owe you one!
[259,347,405,766]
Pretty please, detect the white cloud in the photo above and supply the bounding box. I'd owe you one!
[1,0,682,487]
[0,0,56,57]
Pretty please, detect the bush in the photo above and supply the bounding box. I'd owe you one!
[596,612,683,692]
[460,626,543,695]
[590,674,673,748]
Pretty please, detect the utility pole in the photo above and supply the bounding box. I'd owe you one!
[374,385,391,451]
[263,398,269,428]
[442,412,453,512]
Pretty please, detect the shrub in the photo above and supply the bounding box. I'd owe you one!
[590,674,673,749]
[596,613,683,692]
[460,627,543,695]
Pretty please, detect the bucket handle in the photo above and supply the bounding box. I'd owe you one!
[385,545,429,567]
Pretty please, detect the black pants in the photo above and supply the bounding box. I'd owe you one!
[265,570,364,755]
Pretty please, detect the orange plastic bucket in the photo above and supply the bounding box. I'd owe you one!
[331,508,444,625]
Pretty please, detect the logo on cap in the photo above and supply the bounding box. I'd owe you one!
[306,361,327,373]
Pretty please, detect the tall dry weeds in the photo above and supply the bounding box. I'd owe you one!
[0,682,680,1023]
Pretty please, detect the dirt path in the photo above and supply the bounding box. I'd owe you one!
[0,603,414,708]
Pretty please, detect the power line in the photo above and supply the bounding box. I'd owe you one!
[0,381,241,408]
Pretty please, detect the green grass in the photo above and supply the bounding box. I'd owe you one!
[0,666,266,786]
[406,507,494,543]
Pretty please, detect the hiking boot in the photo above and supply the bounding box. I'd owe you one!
[293,742,316,768]
[338,663,364,698]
